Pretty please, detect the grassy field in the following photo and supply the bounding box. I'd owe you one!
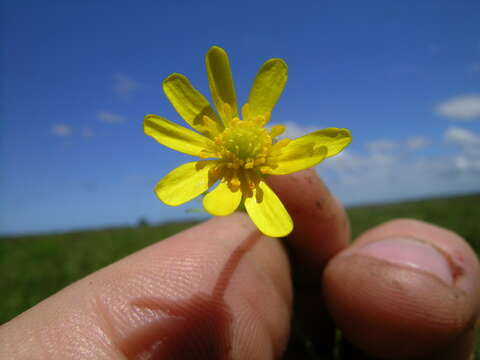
[1,193,479,357]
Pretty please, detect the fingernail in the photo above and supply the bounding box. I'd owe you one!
[348,238,454,285]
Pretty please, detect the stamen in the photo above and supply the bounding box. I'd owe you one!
[254,157,266,166]
[230,118,241,127]
[229,169,241,190]
[244,159,254,169]
[255,186,264,203]
[202,115,215,128]
[241,103,250,121]
[223,103,233,124]
[198,150,214,158]
[245,170,261,188]
[211,114,292,193]
[207,165,222,186]
[259,166,271,174]
[270,125,285,138]
[270,138,291,155]
[254,115,266,126]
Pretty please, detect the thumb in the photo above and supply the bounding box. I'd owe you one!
[323,219,480,359]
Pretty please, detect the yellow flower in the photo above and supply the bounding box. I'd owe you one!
[144,46,351,237]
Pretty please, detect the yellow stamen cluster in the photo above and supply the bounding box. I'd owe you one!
[200,103,291,198]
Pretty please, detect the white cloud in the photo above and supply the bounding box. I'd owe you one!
[51,124,72,137]
[452,155,480,172]
[268,121,479,204]
[444,127,480,172]
[97,111,125,124]
[406,136,429,150]
[113,73,139,97]
[435,94,480,121]
[445,126,480,146]
[366,139,398,153]
[269,121,317,139]
[319,129,480,205]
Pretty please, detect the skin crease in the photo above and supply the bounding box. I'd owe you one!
[111,231,260,359]
[0,170,478,359]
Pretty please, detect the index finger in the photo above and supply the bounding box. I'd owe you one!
[0,213,293,360]
[267,169,350,286]
[267,169,350,355]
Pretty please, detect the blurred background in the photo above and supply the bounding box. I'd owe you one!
[2,0,479,235]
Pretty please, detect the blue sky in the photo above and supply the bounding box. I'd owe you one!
[1,0,479,235]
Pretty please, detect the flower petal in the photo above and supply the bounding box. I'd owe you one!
[266,144,328,175]
[155,161,216,206]
[205,46,238,123]
[248,58,288,123]
[266,128,351,175]
[203,181,242,216]
[244,181,293,237]
[144,115,214,156]
[163,73,223,138]
[288,128,352,158]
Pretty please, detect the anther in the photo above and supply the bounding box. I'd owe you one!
[254,115,266,126]
[270,125,285,138]
[198,150,212,159]
[230,177,241,189]
[223,103,233,123]
[202,115,216,128]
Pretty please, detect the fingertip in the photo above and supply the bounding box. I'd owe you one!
[267,169,350,274]
[324,219,480,359]
[353,218,480,296]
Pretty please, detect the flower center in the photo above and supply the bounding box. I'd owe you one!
[200,104,291,196]
[216,118,271,168]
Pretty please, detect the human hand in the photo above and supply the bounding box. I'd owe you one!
[1,170,478,359]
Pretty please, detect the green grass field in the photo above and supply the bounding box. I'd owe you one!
[1,193,479,357]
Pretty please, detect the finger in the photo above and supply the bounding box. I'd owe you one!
[267,169,350,355]
[267,169,350,286]
[323,219,480,359]
[0,213,292,360]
